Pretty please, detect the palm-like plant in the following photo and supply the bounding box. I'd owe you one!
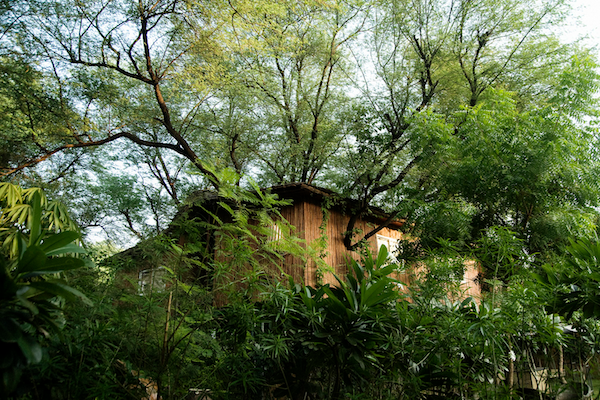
[0,189,90,394]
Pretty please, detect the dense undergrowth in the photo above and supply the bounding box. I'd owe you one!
[2,183,600,400]
[9,240,600,400]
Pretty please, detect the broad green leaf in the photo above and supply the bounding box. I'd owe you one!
[22,257,85,276]
[39,231,80,253]
[28,192,43,247]
[16,334,42,364]
[16,246,47,274]
[375,245,389,268]
[376,264,397,278]
[589,272,600,282]
[29,280,92,305]
[350,260,364,283]
[337,278,357,311]
[2,364,22,393]
[531,272,548,286]
[171,243,184,255]
[45,243,87,257]
[362,279,390,307]
[321,286,347,316]
[461,296,474,308]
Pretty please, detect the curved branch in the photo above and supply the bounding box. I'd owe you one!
[138,11,220,187]
[1,132,187,177]
[343,154,421,250]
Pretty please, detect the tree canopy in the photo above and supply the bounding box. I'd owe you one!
[0,0,598,253]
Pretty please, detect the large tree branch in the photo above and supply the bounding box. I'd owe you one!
[122,209,144,239]
[142,148,181,204]
[346,210,402,251]
[1,132,187,177]
[138,11,220,187]
[65,54,154,84]
[371,154,421,197]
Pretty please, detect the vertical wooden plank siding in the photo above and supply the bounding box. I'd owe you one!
[209,190,481,299]
[279,203,307,283]
[278,199,480,299]
[124,185,481,306]
[293,202,409,287]
[302,201,319,286]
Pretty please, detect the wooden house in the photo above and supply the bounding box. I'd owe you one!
[265,183,407,287]
[179,183,480,298]
[113,182,481,299]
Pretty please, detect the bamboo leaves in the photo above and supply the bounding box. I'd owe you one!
[0,185,89,395]
[0,183,79,258]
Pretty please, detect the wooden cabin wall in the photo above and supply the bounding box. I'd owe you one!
[295,202,410,287]
[282,200,478,298]
[202,195,414,291]
[462,260,482,299]
[279,204,308,284]
[364,226,414,288]
[210,195,480,300]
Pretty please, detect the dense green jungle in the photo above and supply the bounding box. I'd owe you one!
[2,183,600,400]
[2,0,600,398]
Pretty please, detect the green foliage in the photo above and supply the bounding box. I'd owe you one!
[2,0,600,397]
[206,244,582,400]
[398,199,477,256]
[0,55,77,173]
[214,247,402,400]
[536,238,600,320]
[20,235,220,400]
[16,183,307,399]
[184,181,308,303]
[474,226,529,284]
[2,0,597,258]
[11,222,596,400]
[431,85,599,253]
[0,188,89,395]
[0,182,78,257]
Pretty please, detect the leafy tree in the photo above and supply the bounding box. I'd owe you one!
[320,0,587,249]
[2,0,224,185]
[436,58,599,252]
[398,56,600,258]
[1,0,596,256]
[220,0,366,185]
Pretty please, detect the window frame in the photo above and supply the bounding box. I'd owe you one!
[138,267,167,295]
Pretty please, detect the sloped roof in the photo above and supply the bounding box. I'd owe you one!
[268,183,337,199]
[268,183,404,229]
[180,182,404,229]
